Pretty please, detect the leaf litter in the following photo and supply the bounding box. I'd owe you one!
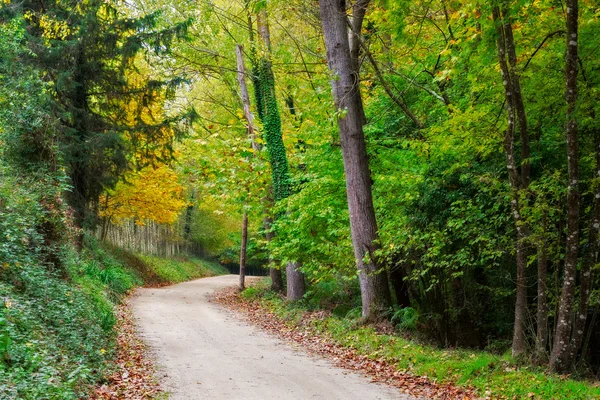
[92,301,163,400]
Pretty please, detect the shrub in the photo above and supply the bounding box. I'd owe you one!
[391,307,419,331]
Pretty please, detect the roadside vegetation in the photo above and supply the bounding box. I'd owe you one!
[235,281,600,400]
[0,232,225,399]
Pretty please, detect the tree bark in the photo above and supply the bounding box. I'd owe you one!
[492,4,530,357]
[286,262,306,301]
[263,214,284,292]
[320,0,391,320]
[564,129,600,368]
[235,44,260,292]
[550,0,580,372]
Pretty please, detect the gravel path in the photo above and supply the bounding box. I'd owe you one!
[131,275,416,400]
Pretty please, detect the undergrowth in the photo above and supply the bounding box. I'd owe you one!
[243,281,600,400]
[0,239,139,399]
[0,168,226,399]
[0,240,227,399]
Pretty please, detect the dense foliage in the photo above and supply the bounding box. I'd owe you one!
[0,3,211,397]
[2,0,600,395]
[0,168,140,398]
[148,0,600,376]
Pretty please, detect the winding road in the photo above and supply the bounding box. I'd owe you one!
[131,275,415,400]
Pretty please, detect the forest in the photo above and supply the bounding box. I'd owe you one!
[1,0,600,398]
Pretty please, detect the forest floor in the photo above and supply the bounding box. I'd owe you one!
[129,275,415,400]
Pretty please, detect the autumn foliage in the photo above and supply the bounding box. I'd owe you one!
[100,165,187,226]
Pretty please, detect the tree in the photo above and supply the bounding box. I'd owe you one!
[319,0,391,320]
[99,165,187,227]
[13,0,193,248]
[492,2,531,358]
[236,43,260,290]
[550,0,582,372]
[252,2,305,299]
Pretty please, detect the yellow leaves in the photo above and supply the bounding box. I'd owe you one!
[100,165,187,225]
[24,11,72,42]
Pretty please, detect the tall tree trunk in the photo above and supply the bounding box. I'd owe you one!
[264,215,284,292]
[70,44,90,251]
[320,0,391,320]
[236,44,259,291]
[255,5,305,299]
[247,11,282,292]
[564,129,600,368]
[493,5,530,357]
[550,0,580,372]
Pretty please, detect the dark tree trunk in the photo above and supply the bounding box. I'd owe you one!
[286,262,305,301]
[70,44,90,252]
[493,5,531,357]
[239,211,248,291]
[263,214,284,292]
[320,0,391,320]
[550,0,580,372]
[564,129,600,368]
[390,264,411,308]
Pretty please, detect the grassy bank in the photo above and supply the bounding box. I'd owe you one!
[241,282,600,400]
[105,245,227,287]
[0,237,226,399]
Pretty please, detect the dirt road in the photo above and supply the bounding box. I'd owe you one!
[131,275,415,400]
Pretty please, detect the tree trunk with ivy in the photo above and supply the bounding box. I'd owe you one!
[253,5,305,299]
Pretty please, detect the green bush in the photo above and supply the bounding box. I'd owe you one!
[391,307,419,331]
[0,257,116,398]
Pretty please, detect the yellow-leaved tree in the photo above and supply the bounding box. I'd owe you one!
[100,165,187,226]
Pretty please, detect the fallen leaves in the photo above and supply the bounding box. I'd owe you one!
[213,286,478,400]
[92,302,162,400]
